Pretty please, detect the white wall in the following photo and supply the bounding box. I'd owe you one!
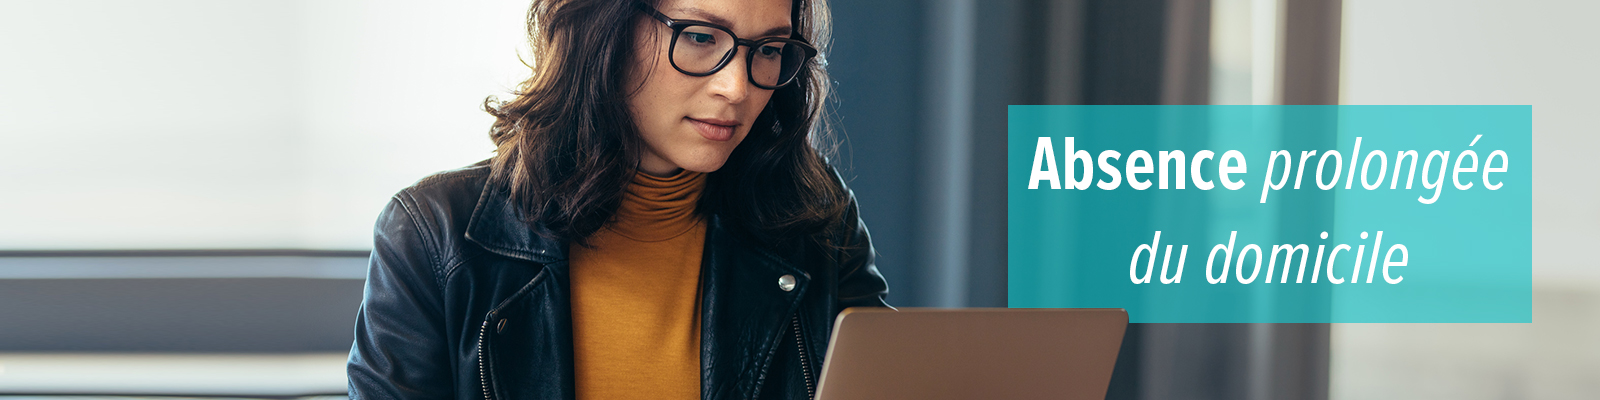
[1335,0,1600,398]
[0,0,531,250]
[1341,0,1598,279]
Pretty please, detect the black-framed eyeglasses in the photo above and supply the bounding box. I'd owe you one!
[635,2,818,90]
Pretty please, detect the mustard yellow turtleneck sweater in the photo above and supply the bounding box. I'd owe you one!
[570,169,706,400]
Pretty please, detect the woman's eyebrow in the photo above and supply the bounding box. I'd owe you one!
[673,7,793,37]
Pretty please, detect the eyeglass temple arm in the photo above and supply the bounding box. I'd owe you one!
[634,1,674,25]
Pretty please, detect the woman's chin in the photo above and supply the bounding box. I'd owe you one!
[668,151,733,173]
[678,159,728,173]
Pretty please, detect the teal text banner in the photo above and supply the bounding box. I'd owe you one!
[1007,105,1531,323]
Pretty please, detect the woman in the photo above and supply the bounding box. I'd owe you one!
[345,0,890,398]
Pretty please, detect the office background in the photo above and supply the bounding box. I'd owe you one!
[1,0,1595,398]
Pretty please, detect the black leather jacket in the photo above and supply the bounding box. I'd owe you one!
[347,160,891,400]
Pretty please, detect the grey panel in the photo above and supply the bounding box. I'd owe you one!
[0,257,366,352]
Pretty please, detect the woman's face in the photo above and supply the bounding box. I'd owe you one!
[627,0,793,176]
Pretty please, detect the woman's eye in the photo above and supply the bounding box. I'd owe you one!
[685,32,715,44]
[757,45,782,58]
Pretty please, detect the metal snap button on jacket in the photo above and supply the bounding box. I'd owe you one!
[778,274,796,292]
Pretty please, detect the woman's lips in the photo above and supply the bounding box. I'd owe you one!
[688,117,737,142]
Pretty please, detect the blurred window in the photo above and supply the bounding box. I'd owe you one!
[0,0,531,251]
[1332,1,1600,398]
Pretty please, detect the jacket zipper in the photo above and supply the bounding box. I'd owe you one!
[478,315,496,400]
[791,314,815,399]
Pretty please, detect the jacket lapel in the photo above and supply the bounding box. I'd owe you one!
[699,215,811,400]
[464,176,566,264]
[463,176,576,399]
[484,260,576,400]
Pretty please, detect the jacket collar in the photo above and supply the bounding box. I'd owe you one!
[466,172,816,398]
[464,160,850,269]
[461,173,801,270]
[464,176,566,264]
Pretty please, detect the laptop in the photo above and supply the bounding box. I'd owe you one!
[814,308,1128,400]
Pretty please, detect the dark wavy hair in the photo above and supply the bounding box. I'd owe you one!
[483,0,846,247]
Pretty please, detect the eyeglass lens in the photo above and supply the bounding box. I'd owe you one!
[673,25,806,87]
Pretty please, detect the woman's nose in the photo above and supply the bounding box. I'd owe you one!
[706,48,752,104]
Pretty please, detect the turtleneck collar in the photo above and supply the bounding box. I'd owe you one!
[606,169,707,242]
